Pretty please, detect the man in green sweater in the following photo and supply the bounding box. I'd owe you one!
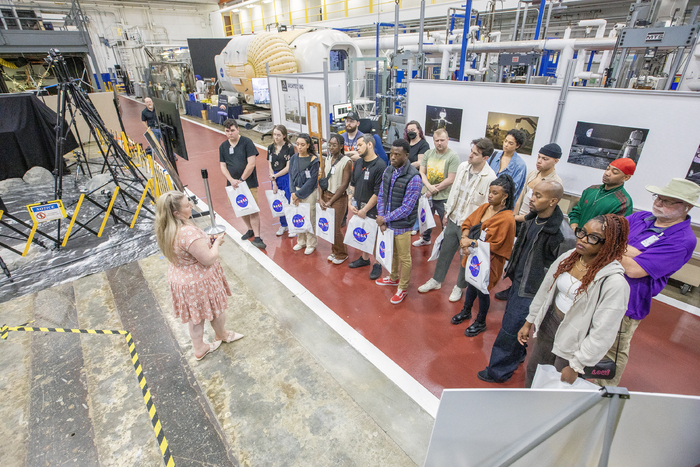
[569,158,636,230]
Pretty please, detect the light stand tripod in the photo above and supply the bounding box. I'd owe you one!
[44,48,155,245]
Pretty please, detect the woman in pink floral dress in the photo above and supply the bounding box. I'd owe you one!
[155,191,243,360]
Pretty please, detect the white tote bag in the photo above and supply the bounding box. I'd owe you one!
[226,182,260,217]
[315,204,335,244]
[531,365,599,390]
[464,240,491,294]
[428,230,445,262]
[343,215,378,255]
[418,196,436,234]
[265,190,288,218]
[375,227,394,272]
[284,203,313,234]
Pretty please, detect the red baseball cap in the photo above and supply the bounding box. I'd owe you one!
[610,158,636,176]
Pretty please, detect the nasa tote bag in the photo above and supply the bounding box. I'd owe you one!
[417,196,436,234]
[265,190,288,218]
[226,182,260,217]
[375,227,394,272]
[315,203,335,244]
[285,203,314,234]
[464,240,491,294]
[343,215,378,255]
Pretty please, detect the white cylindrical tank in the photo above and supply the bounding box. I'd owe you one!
[215,29,362,103]
[289,28,362,73]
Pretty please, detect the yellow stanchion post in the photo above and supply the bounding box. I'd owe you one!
[131,180,153,228]
[98,187,120,237]
[148,154,161,198]
[165,174,174,191]
[23,223,38,256]
[61,193,85,247]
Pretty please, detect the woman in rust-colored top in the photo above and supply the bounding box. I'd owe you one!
[452,174,517,337]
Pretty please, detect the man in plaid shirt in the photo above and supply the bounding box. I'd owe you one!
[375,139,423,304]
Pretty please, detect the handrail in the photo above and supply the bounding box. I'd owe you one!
[221,0,448,35]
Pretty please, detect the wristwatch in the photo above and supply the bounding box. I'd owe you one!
[271,175,276,181]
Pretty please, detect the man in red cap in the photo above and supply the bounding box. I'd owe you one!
[568,158,635,230]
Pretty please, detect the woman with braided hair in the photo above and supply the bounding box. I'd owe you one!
[518,214,630,387]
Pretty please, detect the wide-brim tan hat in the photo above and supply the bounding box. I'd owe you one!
[645,178,700,208]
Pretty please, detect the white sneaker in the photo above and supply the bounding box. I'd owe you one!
[413,238,431,247]
[411,230,418,235]
[276,226,288,236]
[327,254,336,262]
[304,247,316,255]
[418,278,442,293]
[288,232,297,237]
[449,285,465,302]
[332,256,348,265]
[293,243,305,251]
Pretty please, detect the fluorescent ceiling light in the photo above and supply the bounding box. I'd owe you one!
[232,8,240,12]
[247,4,257,8]
[263,0,273,3]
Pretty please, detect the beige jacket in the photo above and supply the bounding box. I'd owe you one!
[444,162,497,225]
[526,249,630,373]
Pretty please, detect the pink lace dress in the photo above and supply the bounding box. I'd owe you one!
[168,224,231,324]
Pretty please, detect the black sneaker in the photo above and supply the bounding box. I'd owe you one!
[251,237,266,249]
[241,230,254,240]
[369,263,382,280]
[495,286,511,301]
[349,257,371,268]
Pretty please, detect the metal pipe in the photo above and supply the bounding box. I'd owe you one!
[550,59,576,142]
[675,6,700,89]
[520,1,529,40]
[394,1,399,58]
[534,0,546,40]
[323,60,330,141]
[418,0,426,78]
[200,169,226,235]
[457,0,473,81]
[485,389,603,467]
[388,36,617,55]
[512,1,521,41]
[543,0,554,39]
[597,394,626,467]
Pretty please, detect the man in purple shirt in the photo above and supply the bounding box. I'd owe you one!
[595,178,699,387]
[375,139,423,304]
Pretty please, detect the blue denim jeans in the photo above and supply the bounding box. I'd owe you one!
[485,279,534,382]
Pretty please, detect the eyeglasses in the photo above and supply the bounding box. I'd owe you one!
[574,227,605,245]
[652,194,684,207]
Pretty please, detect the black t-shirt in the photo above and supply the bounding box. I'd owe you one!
[513,218,546,283]
[219,136,260,188]
[409,139,430,164]
[350,156,387,218]
[267,142,294,173]
[141,108,158,128]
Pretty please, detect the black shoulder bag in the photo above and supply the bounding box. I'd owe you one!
[581,276,622,380]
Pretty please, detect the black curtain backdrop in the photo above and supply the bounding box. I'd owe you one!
[0,93,78,181]
[187,38,232,80]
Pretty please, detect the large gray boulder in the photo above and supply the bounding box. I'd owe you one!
[23,166,54,185]
[0,178,27,196]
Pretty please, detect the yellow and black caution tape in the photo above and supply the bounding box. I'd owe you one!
[1,322,174,467]
[125,331,174,467]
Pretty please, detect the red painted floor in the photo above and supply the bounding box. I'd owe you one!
[119,96,700,398]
